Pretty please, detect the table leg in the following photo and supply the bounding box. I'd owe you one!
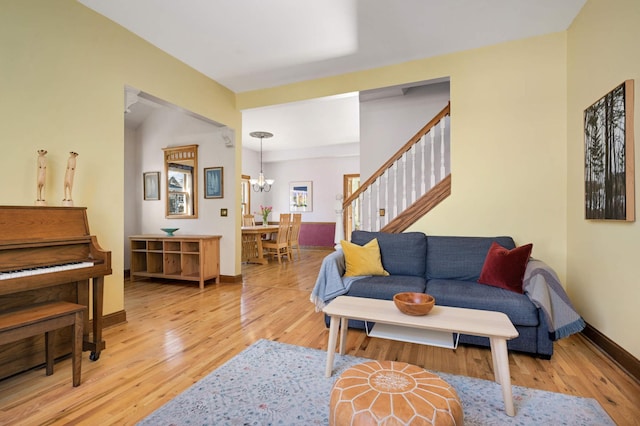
[490,337,515,416]
[242,233,268,264]
[255,235,268,265]
[241,234,251,262]
[325,315,340,377]
[490,342,501,383]
[339,317,348,354]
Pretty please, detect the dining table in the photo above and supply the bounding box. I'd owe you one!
[241,225,280,264]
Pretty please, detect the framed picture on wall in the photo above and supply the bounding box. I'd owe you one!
[143,171,160,201]
[584,80,635,221]
[204,167,223,199]
[290,181,313,212]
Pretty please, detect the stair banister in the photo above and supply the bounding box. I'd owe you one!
[342,102,450,209]
[342,101,451,236]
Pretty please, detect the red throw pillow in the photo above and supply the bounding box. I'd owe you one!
[477,242,533,294]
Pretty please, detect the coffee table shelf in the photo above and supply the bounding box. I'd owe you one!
[366,322,460,349]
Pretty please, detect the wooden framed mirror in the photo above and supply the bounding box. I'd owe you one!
[163,144,198,219]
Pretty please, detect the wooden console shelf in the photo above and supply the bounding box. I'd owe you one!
[129,234,221,289]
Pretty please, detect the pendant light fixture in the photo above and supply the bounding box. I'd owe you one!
[249,131,274,192]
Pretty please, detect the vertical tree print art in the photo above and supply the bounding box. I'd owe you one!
[584,80,635,221]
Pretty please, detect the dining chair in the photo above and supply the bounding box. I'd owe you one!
[242,214,256,226]
[244,213,272,242]
[262,213,292,263]
[288,213,302,261]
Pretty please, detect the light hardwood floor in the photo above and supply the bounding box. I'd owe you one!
[0,249,638,425]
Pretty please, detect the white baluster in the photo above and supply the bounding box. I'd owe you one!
[440,118,446,179]
[430,129,435,188]
[363,188,367,232]
[411,146,416,203]
[368,182,373,231]
[376,179,381,231]
[384,170,389,227]
[391,162,396,218]
[365,188,371,231]
[402,153,407,210]
[421,135,426,194]
[357,192,364,231]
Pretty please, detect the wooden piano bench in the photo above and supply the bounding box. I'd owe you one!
[0,301,85,387]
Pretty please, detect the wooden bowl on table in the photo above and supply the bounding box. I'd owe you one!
[393,292,435,316]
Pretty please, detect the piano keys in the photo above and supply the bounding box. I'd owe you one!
[0,261,95,280]
[0,206,112,379]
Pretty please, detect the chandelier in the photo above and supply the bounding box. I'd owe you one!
[249,131,274,192]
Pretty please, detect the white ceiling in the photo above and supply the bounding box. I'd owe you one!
[105,0,586,153]
[241,92,361,157]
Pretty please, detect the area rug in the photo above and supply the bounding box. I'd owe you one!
[138,339,613,425]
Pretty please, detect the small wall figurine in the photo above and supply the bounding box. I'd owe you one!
[35,149,48,206]
[62,151,79,206]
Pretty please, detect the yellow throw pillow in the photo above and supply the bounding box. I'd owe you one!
[341,238,389,277]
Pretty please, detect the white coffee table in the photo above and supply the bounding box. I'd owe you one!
[323,295,519,416]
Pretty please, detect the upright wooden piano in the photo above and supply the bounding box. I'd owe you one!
[0,206,112,380]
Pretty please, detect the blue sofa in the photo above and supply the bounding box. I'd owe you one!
[322,231,555,358]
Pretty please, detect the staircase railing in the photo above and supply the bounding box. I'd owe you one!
[341,102,451,239]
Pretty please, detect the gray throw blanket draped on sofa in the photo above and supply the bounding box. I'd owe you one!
[310,250,365,311]
[523,259,585,340]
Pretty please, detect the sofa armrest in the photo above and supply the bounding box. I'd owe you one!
[523,259,585,340]
[310,249,347,311]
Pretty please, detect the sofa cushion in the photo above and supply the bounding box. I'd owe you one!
[478,242,533,294]
[347,275,426,300]
[426,279,539,326]
[351,231,427,277]
[341,238,389,277]
[426,236,516,281]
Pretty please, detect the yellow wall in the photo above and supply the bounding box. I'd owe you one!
[0,0,241,315]
[238,33,569,278]
[567,0,640,358]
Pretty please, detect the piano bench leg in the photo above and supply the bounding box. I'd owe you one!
[0,301,85,387]
[45,330,54,376]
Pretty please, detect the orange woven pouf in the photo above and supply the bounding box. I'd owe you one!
[329,361,464,426]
